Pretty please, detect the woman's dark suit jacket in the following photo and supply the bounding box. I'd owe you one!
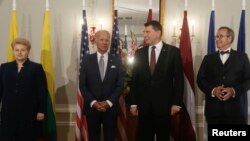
[0,59,47,140]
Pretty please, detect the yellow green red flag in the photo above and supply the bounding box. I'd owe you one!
[7,10,18,62]
[40,10,57,141]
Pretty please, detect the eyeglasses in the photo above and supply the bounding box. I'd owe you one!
[215,35,230,39]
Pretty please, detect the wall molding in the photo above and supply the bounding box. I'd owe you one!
[55,104,207,113]
[55,104,76,126]
[55,104,250,126]
[56,104,76,113]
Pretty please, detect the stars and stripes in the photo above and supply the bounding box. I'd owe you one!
[76,10,89,141]
[110,9,128,141]
[110,10,120,56]
[80,11,90,65]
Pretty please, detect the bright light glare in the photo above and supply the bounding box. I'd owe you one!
[172,20,177,26]
[80,19,84,26]
[127,56,134,64]
[191,20,195,26]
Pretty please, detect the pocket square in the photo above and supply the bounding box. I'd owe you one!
[111,65,116,68]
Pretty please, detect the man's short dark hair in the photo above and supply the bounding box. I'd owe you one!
[144,20,162,35]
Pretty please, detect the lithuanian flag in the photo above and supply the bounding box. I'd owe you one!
[40,9,57,141]
[7,3,18,62]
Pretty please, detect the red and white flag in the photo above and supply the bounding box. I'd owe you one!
[171,10,196,141]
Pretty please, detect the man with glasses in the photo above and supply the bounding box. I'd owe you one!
[197,26,250,125]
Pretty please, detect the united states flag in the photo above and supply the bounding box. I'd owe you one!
[110,10,120,56]
[110,9,128,141]
[75,10,89,141]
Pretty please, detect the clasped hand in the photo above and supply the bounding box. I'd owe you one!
[36,112,45,120]
[213,85,234,101]
[93,101,110,112]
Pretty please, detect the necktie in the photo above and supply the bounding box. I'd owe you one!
[220,50,229,55]
[150,46,156,75]
[99,55,105,81]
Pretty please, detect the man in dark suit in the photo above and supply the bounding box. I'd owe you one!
[129,20,184,141]
[197,26,250,124]
[79,30,123,141]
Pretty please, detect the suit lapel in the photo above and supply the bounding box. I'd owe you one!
[215,51,224,65]
[216,49,236,66]
[149,44,169,77]
[103,54,112,82]
[92,53,103,82]
[155,45,168,75]
[223,50,236,68]
[142,46,151,76]
[144,44,169,77]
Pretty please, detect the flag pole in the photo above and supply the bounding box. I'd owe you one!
[149,0,152,9]
[184,0,188,10]
[242,0,245,10]
[114,0,118,10]
[124,24,127,36]
[82,0,86,10]
[46,0,49,11]
[212,0,215,10]
[13,0,16,10]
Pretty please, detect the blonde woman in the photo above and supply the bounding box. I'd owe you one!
[0,37,47,141]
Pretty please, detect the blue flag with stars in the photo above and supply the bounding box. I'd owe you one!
[207,10,215,54]
[237,9,248,124]
[110,10,120,56]
[237,10,245,52]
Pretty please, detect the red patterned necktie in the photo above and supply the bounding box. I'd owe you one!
[150,46,156,75]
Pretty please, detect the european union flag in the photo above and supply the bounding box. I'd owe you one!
[237,9,248,124]
[207,10,215,54]
[237,10,245,52]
